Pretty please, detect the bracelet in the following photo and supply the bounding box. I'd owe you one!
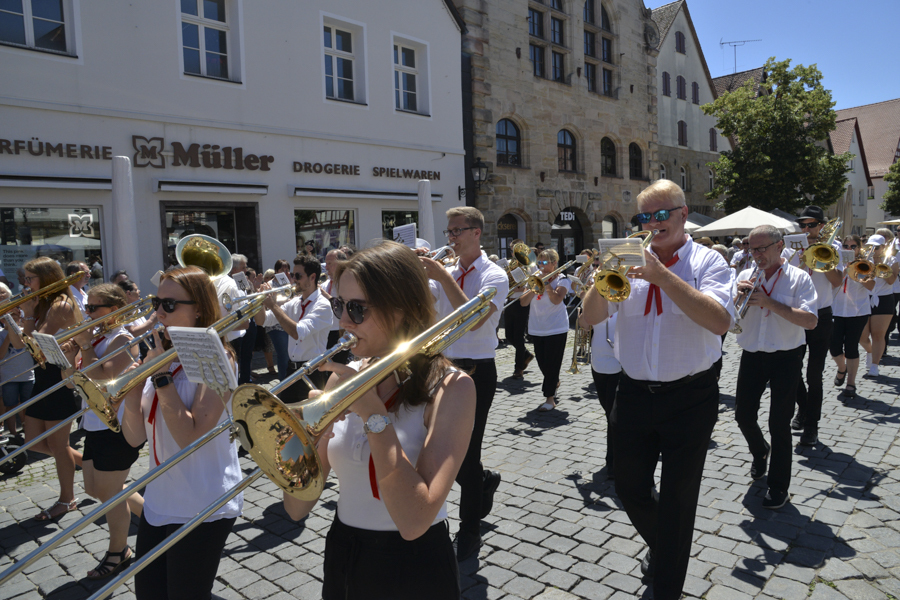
[78,343,92,352]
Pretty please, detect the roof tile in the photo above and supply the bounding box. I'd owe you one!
[836,98,900,178]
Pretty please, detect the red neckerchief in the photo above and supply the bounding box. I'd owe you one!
[299,299,312,320]
[148,364,184,467]
[760,266,784,317]
[536,275,557,301]
[75,335,105,370]
[368,384,403,500]
[644,255,681,316]
[456,265,475,289]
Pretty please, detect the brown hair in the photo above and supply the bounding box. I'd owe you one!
[87,283,128,309]
[23,256,77,323]
[159,266,232,357]
[334,241,450,410]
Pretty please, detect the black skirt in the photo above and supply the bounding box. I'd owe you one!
[24,363,79,422]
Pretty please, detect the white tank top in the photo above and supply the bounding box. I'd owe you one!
[81,326,133,432]
[327,360,450,531]
[139,362,243,526]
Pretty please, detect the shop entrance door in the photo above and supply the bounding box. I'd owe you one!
[161,202,260,271]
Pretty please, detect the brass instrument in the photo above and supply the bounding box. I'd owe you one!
[800,218,841,272]
[232,287,497,500]
[504,242,536,289]
[874,242,898,280]
[593,230,658,302]
[729,262,760,335]
[175,233,233,279]
[0,271,85,317]
[566,311,591,375]
[503,260,577,309]
[221,283,294,311]
[429,244,459,266]
[847,244,877,283]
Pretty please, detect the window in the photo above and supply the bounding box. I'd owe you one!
[680,167,687,190]
[528,8,543,38]
[662,72,671,96]
[601,137,616,176]
[629,143,642,179]
[677,120,687,146]
[558,130,576,172]
[708,170,714,192]
[659,164,667,180]
[848,158,854,171]
[549,0,562,9]
[551,51,564,82]
[496,119,521,166]
[601,216,617,239]
[602,68,613,96]
[709,128,717,152]
[529,44,544,77]
[182,0,230,79]
[393,44,417,112]
[324,25,354,100]
[583,0,594,24]
[601,5,611,31]
[381,210,415,242]
[676,75,686,100]
[868,186,875,199]
[675,31,686,53]
[585,62,596,92]
[859,190,864,206]
[0,0,69,53]
[601,37,612,63]
[692,81,699,104]
[584,31,596,57]
[550,17,563,45]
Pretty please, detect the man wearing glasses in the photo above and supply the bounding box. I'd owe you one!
[255,253,333,402]
[730,238,752,271]
[581,179,733,600]
[786,206,843,446]
[733,225,817,510]
[420,207,509,561]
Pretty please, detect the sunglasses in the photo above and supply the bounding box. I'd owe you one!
[329,297,369,324]
[85,303,114,313]
[635,206,683,224]
[798,222,820,229]
[842,244,858,249]
[538,260,551,265]
[292,272,306,280]
[152,297,197,313]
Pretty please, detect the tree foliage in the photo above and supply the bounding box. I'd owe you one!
[883,160,900,215]
[703,58,852,214]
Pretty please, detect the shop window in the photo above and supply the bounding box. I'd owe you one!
[393,39,429,115]
[496,119,521,166]
[0,207,102,295]
[181,0,237,80]
[0,0,71,54]
[601,137,616,176]
[323,17,365,103]
[163,204,259,271]
[557,129,576,172]
[629,143,642,179]
[295,209,356,262]
[381,210,417,241]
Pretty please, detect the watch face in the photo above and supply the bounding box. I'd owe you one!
[366,415,387,433]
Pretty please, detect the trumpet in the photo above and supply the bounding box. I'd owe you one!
[221,283,294,311]
[847,244,878,283]
[0,271,85,317]
[729,262,760,334]
[502,260,577,310]
[593,230,657,302]
[429,244,459,266]
[800,218,841,272]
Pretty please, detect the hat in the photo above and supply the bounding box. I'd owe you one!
[867,234,886,246]
[796,206,825,223]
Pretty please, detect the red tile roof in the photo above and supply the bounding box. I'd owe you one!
[836,98,900,178]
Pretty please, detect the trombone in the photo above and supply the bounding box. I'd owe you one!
[847,243,878,283]
[593,230,657,302]
[221,283,294,311]
[502,260,576,310]
[0,271,85,317]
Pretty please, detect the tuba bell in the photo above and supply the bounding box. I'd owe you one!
[175,234,233,279]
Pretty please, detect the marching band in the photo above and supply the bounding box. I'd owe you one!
[0,193,898,600]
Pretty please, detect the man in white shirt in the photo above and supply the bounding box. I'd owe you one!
[788,206,842,446]
[730,238,752,271]
[65,261,90,317]
[581,180,733,600]
[734,225,818,511]
[420,206,509,562]
[318,249,350,364]
[255,254,332,402]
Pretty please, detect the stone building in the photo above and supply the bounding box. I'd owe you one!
[456,0,662,260]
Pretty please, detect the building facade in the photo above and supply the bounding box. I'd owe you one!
[827,118,871,235]
[457,0,661,260]
[0,0,466,293]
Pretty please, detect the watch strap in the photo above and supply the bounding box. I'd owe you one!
[152,373,174,389]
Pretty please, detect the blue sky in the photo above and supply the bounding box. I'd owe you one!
[662,0,900,110]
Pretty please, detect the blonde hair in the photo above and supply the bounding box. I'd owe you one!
[875,228,894,242]
[445,206,484,231]
[539,249,560,264]
[637,179,686,210]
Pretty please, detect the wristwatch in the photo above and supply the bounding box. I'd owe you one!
[152,373,174,389]
[363,414,391,434]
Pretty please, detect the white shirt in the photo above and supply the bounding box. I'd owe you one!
[782,241,843,310]
[260,289,332,362]
[611,237,734,382]
[214,276,246,342]
[527,276,571,336]
[140,362,243,526]
[832,275,871,318]
[69,285,88,318]
[430,252,509,360]
[731,249,752,270]
[734,261,817,353]
[591,313,621,375]
[893,240,900,293]
[81,326,132,432]
[323,279,339,332]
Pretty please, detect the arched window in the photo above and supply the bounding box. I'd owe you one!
[662,72,671,96]
[601,137,616,176]
[708,170,714,192]
[680,166,687,190]
[676,75,686,100]
[496,119,521,166]
[677,120,687,146]
[709,128,718,152]
[629,143,642,179]
[601,5,611,31]
[558,129,576,172]
[675,31,686,53]
[659,164,667,180]
[691,81,699,104]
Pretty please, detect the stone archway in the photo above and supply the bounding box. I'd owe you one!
[551,206,592,264]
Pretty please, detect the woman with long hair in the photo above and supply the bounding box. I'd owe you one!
[831,235,875,397]
[60,283,144,579]
[283,241,475,600]
[11,257,82,521]
[859,231,898,378]
[519,248,571,411]
[120,266,241,600]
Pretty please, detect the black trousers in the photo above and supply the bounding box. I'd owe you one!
[281,361,329,403]
[326,330,352,365]
[796,307,832,428]
[452,358,497,533]
[830,315,868,360]
[613,369,718,600]
[735,347,804,494]
[532,332,567,397]
[590,368,620,468]
[505,301,531,371]
[322,516,459,600]
[134,514,235,600]
[238,321,257,385]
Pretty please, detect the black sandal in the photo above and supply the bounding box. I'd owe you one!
[834,370,847,387]
[842,384,856,398]
[86,547,133,580]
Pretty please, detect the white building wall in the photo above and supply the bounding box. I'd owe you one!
[845,130,869,234]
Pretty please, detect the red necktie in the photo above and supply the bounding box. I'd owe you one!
[148,364,184,466]
[644,255,681,316]
[368,386,402,499]
[456,266,475,289]
[842,277,848,294]
[299,300,312,319]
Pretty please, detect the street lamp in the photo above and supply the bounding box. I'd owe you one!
[459,157,490,200]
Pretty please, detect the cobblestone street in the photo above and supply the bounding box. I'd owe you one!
[1,332,899,600]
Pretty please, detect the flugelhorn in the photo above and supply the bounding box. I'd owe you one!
[801,218,841,272]
[594,230,657,302]
[0,271,85,317]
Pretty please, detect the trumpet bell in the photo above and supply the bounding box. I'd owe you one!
[801,244,838,272]
[511,243,532,267]
[595,269,630,302]
[874,264,893,279]
[176,234,233,279]
[848,260,874,283]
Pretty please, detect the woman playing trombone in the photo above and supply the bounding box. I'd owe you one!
[119,266,241,600]
[283,241,475,600]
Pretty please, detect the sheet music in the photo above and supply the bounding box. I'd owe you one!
[1,313,21,337]
[32,332,71,369]
[841,249,856,265]
[232,272,252,294]
[510,267,526,284]
[274,272,291,287]
[597,237,647,268]
[166,326,238,398]
[392,223,417,249]
[150,270,164,287]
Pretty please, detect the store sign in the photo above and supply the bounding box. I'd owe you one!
[373,167,440,180]
[132,136,274,171]
[293,162,360,175]
[0,137,112,160]
[68,214,94,237]
[559,211,576,221]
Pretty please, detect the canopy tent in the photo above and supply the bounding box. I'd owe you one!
[685,212,715,235]
[770,208,798,222]
[877,219,900,226]
[693,206,800,237]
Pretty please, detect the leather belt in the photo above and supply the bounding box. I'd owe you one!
[623,367,713,395]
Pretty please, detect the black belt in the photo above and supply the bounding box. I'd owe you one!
[818,306,833,316]
[287,360,307,371]
[451,358,495,369]
[623,367,713,395]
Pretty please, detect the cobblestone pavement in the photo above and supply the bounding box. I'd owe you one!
[1,332,899,600]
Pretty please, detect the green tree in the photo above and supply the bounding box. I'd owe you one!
[882,160,900,215]
[703,58,852,213]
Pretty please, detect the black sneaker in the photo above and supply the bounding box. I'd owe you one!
[799,426,817,447]
[790,413,804,431]
[480,470,502,519]
[762,489,790,509]
[750,442,770,480]
[453,530,482,562]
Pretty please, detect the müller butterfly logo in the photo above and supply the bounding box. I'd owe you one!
[68,214,94,238]
[132,136,166,168]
